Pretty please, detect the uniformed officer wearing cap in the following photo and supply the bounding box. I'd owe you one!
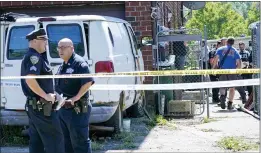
[55,38,94,153]
[21,28,65,153]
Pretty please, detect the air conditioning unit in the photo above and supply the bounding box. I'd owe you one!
[166,100,195,118]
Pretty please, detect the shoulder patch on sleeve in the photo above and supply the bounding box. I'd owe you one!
[30,55,39,65]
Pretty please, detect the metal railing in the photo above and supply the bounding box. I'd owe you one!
[153,27,208,118]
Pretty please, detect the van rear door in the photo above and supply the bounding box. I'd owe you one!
[42,21,90,73]
[1,21,9,107]
[2,23,36,110]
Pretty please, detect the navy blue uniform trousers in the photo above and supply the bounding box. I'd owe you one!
[58,104,92,153]
[26,104,65,153]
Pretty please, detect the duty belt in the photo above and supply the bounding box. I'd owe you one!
[62,98,88,114]
[26,96,57,116]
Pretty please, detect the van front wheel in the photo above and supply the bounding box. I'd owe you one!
[105,103,123,134]
[126,95,145,118]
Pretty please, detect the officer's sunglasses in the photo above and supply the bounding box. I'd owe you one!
[35,38,48,41]
[57,46,73,50]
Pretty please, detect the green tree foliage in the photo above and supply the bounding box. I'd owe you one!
[185,2,248,39]
[230,2,252,19]
[247,2,260,26]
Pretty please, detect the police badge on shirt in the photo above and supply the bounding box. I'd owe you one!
[66,68,74,74]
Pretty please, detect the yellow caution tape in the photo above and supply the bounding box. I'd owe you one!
[0,69,260,80]
[2,79,259,90]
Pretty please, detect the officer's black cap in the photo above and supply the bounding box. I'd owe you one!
[26,28,48,41]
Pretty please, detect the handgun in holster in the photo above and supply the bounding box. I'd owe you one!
[79,98,88,113]
[40,98,53,117]
[28,97,37,110]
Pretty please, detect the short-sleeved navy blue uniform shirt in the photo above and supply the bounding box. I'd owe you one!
[55,53,94,99]
[239,50,250,62]
[21,48,54,99]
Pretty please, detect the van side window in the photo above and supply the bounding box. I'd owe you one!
[47,24,85,58]
[127,26,138,50]
[7,25,35,60]
[83,23,89,58]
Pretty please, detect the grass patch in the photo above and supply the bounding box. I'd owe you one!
[113,132,136,149]
[202,117,218,123]
[155,115,168,126]
[92,140,104,151]
[142,115,177,130]
[217,136,259,151]
[201,128,220,132]
[115,141,136,150]
[143,118,156,129]
[0,125,29,146]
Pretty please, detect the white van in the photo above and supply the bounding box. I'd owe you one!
[0,14,145,133]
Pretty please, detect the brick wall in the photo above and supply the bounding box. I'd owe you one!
[125,1,182,84]
[0,1,124,8]
[125,1,153,84]
[125,1,183,106]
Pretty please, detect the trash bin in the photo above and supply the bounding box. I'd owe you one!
[154,55,175,115]
[154,66,174,115]
[159,66,174,105]
[159,73,174,101]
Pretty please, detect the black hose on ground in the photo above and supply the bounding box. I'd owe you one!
[235,104,260,120]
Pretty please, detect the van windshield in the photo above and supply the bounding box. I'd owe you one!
[46,24,85,58]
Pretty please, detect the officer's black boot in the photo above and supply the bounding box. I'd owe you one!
[227,101,234,110]
[236,86,247,104]
[247,86,253,97]
[212,88,220,103]
[220,95,226,109]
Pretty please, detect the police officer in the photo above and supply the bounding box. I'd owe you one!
[55,38,94,153]
[21,29,64,153]
[239,42,251,64]
[238,42,252,96]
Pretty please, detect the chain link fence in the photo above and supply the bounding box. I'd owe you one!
[153,28,207,118]
[250,22,260,115]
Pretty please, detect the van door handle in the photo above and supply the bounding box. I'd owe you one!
[50,62,62,66]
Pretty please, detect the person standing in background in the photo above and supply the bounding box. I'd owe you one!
[208,41,222,103]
